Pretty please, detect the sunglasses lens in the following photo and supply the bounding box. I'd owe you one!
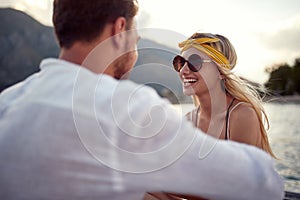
[188,54,202,72]
[173,55,185,72]
[173,54,204,72]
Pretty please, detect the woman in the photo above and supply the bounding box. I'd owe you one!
[173,32,275,157]
[144,33,276,200]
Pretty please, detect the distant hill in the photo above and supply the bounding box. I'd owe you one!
[132,39,184,103]
[0,8,59,91]
[0,8,188,103]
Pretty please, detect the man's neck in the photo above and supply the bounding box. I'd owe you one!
[59,43,90,66]
[59,40,115,76]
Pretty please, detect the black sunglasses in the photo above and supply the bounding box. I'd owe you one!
[172,54,212,72]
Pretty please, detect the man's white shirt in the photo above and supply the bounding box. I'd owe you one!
[0,58,284,200]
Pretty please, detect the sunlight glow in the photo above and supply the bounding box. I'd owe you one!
[2,0,300,83]
[24,0,48,10]
[14,2,26,12]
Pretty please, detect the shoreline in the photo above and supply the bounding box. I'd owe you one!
[174,95,300,105]
[264,95,300,104]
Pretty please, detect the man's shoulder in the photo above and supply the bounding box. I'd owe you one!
[107,79,164,110]
[41,58,160,99]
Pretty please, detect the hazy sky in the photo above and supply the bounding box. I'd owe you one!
[1,0,300,83]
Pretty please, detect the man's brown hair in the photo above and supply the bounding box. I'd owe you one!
[53,0,139,48]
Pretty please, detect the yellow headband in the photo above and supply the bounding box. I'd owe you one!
[179,38,232,70]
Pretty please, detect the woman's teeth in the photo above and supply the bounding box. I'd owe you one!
[183,79,197,86]
[184,79,197,83]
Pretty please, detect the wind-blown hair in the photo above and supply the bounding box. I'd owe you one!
[189,33,276,158]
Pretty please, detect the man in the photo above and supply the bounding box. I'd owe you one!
[0,0,283,199]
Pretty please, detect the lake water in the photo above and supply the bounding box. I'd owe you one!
[173,103,300,193]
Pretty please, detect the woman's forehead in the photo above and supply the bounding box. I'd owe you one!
[181,47,211,59]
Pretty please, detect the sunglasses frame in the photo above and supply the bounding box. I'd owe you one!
[173,54,212,72]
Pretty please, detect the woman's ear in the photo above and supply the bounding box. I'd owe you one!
[112,17,127,49]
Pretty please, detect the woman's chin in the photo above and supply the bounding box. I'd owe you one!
[183,88,196,96]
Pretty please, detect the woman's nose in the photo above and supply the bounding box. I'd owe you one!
[179,62,190,75]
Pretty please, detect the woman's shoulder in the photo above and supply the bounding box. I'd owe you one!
[230,100,254,113]
[185,111,192,121]
[228,100,261,146]
[229,101,259,127]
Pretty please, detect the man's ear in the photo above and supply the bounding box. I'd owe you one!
[112,17,127,49]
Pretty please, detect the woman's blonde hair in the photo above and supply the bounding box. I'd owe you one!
[189,33,276,158]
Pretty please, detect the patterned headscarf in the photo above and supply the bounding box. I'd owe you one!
[179,37,233,70]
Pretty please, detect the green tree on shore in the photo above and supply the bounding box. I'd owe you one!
[265,58,300,96]
[292,58,300,94]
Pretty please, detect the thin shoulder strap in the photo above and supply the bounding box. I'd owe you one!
[189,110,193,122]
[225,101,246,140]
[187,108,197,126]
[194,106,200,127]
[225,99,236,140]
